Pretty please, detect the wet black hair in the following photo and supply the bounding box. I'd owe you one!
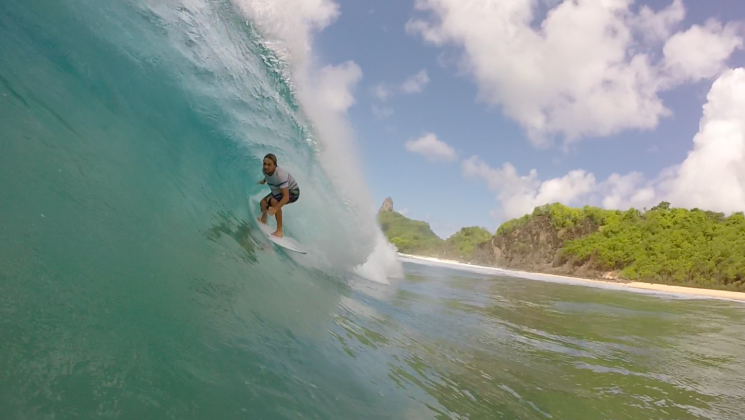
[263,153,277,166]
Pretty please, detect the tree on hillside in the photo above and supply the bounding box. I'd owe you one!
[377,211,443,255]
[443,227,492,260]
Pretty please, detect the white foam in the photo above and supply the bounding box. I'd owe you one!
[353,231,404,284]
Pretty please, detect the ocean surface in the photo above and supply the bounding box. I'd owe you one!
[2,0,745,419]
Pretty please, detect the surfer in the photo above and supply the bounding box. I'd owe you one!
[258,153,300,237]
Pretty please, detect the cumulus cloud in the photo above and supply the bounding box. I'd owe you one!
[372,105,394,119]
[633,0,685,42]
[462,157,597,219]
[401,69,431,93]
[373,69,431,100]
[595,172,658,210]
[405,133,458,162]
[665,68,745,212]
[663,20,743,84]
[465,68,745,222]
[463,155,664,221]
[406,0,743,147]
[373,83,392,100]
[309,61,363,113]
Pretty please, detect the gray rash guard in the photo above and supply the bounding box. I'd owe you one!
[264,167,299,196]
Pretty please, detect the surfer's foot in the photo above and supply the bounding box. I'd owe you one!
[259,214,267,224]
[271,229,284,238]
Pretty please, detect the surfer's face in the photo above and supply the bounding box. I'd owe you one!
[263,158,276,175]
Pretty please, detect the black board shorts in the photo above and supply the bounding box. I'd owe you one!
[264,188,299,206]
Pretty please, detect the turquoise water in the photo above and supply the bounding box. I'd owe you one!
[2,0,745,419]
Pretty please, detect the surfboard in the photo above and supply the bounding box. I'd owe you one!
[257,222,307,254]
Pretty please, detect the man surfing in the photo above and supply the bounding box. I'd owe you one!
[257,153,300,237]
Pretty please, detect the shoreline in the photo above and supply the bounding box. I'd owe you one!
[397,253,745,303]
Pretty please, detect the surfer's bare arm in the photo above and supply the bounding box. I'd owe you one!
[257,179,266,185]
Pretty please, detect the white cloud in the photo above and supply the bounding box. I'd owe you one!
[373,83,392,100]
[464,68,745,222]
[633,0,685,42]
[372,105,394,119]
[462,157,597,219]
[406,0,743,147]
[595,172,658,210]
[372,69,431,100]
[310,61,363,113]
[401,69,431,93]
[665,68,745,212]
[663,20,743,84]
[405,133,458,162]
[464,155,663,220]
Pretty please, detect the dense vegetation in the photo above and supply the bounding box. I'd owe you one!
[377,211,443,255]
[380,200,745,290]
[501,202,745,290]
[377,211,491,259]
[443,227,492,260]
[497,202,609,236]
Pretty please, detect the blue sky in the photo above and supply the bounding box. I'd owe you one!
[298,0,745,238]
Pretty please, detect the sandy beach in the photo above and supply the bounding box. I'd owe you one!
[398,253,745,303]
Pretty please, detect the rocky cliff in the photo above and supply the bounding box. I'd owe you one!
[379,197,394,213]
[482,213,618,280]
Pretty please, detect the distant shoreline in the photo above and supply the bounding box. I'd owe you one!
[397,253,745,303]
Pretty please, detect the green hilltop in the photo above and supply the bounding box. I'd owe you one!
[376,199,491,259]
[377,210,444,255]
[442,226,492,261]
